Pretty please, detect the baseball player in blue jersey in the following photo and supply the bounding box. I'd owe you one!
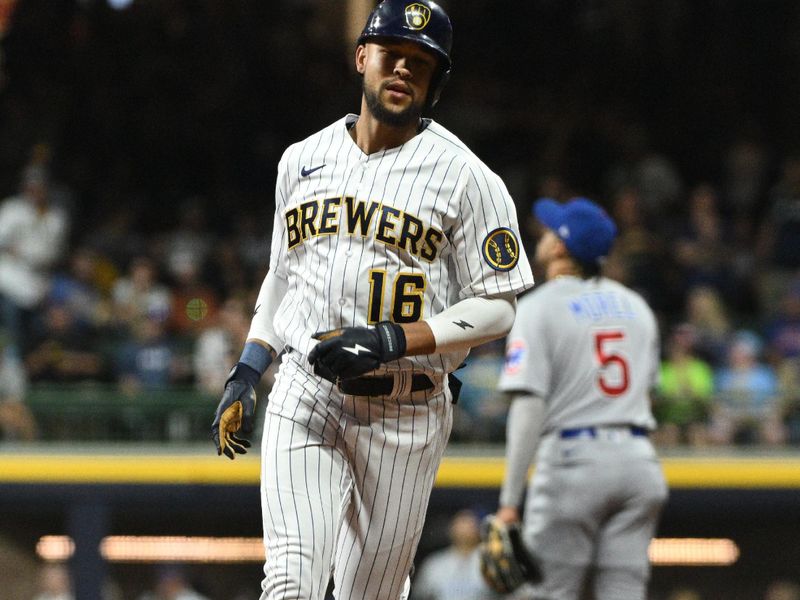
[211,2,535,599]
[493,198,668,599]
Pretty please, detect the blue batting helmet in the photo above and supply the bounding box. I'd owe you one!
[358,0,453,106]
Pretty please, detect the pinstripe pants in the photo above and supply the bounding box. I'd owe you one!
[259,354,453,600]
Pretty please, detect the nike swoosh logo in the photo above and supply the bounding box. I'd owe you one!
[301,164,325,177]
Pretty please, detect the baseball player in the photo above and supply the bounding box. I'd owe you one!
[494,197,668,599]
[211,2,535,599]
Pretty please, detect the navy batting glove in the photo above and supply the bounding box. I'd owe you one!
[308,321,406,382]
[211,363,259,460]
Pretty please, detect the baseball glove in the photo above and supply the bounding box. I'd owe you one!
[479,515,543,594]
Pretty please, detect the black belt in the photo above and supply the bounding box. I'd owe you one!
[337,374,434,396]
[560,425,649,439]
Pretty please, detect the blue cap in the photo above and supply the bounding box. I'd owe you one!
[533,197,618,264]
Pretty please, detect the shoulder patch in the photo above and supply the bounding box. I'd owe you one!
[504,338,528,375]
[482,227,520,271]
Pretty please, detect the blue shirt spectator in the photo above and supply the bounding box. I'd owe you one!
[710,330,784,445]
[115,316,175,392]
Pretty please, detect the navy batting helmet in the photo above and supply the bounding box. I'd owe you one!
[358,0,453,107]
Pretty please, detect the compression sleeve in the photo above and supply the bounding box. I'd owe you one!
[499,393,546,508]
[246,268,287,354]
[425,293,516,353]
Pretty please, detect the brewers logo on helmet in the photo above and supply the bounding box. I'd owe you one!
[405,4,431,30]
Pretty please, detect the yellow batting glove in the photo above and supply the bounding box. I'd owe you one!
[211,379,256,460]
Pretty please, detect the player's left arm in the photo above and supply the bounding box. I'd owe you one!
[308,293,516,381]
[496,392,545,524]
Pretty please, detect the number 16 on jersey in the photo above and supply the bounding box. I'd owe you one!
[367,270,427,324]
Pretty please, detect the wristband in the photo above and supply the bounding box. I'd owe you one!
[240,341,273,375]
[226,342,273,388]
[375,321,406,360]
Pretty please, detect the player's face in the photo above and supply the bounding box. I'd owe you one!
[534,229,565,267]
[357,40,437,127]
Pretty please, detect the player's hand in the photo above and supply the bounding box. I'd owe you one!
[479,515,543,593]
[212,379,256,460]
[496,505,521,525]
[308,321,406,382]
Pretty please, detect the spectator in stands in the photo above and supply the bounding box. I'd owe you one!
[756,155,800,314]
[31,563,74,600]
[684,286,733,366]
[757,155,800,271]
[722,132,769,315]
[765,579,800,600]
[232,210,271,276]
[451,339,508,443]
[160,196,215,286]
[607,186,673,311]
[83,205,147,274]
[709,330,784,445]
[206,241,251,300]
[192,296,250,396]
[110,255,172,334]
[773,317,800,444]
[0,164,69,354]
[24,302,106,383]
[665,589,704,600]
[605,124,683,221]
[723,127,770,222]
[0,331,35,440]
[115,314,179,394]
[47,246,112,334]
[763,280,800,365]
[654,323,714,446]
[673,184,735,297]
[136,564,209,600]
[166,254,218,339]
[411,510,504,600]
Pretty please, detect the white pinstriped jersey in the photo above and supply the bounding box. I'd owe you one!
[498,275,659,431]
[266,114,534,376]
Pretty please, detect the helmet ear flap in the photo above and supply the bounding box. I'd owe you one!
[429,65,451,107]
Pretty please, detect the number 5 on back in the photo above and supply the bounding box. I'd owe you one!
[594,330,630,396]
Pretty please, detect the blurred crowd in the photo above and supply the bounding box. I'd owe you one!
[454,153,800,448]
[2,1,800,447]
[0,152,267,441]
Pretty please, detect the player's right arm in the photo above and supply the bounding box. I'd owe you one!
[399,292,518,355]
[308,293,519,382]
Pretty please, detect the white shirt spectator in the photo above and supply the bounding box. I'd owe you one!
[0,195,68,308]
[413,546,502,600]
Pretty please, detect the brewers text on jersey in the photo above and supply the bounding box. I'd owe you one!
[284,196,444,262]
